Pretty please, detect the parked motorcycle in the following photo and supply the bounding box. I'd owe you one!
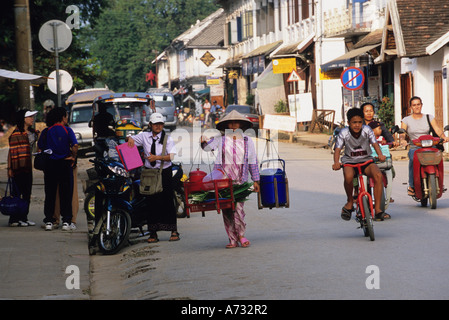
[84,159,187,221]
[88,159,134,255]
[394,125,449,209]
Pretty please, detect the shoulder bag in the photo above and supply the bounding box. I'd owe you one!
[426,114,445,151]
[0,178,29,216]
[139,135,168,195]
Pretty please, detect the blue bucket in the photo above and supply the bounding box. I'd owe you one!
[259,159,287,208]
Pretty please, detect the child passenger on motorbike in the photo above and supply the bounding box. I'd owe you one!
[332,108,387,221]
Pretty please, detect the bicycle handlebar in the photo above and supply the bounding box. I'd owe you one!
[342,160,374,168]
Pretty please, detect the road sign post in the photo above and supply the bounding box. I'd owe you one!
[287,69,301,132]
[341,67,365,110]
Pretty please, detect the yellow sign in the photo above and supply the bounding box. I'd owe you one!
[319,68,342,80]
[200,51,216,67]
[228,70,238,79]
[206,78,220,85]
[272,58,296,74]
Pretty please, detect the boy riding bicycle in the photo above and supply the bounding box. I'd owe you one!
[332,108,387,221]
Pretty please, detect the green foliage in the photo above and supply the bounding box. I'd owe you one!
[274,99,288,113]
[89,0,219,92]
[377,96,394,129]
[0,0,107,120]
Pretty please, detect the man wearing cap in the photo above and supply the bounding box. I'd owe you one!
[127,113,180,243]
[7,109,39,227]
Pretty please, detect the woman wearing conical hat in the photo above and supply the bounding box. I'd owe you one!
[201,110,260,248]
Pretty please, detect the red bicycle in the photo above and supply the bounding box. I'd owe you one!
[344,160,375,241]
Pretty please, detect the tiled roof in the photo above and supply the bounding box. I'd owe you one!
[396,0,449,57]
[188,11,226,48]
[353,29,383,49]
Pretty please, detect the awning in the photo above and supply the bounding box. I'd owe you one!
[321,43,379,71]
[250,62,283,89]
[243,40,283,59]
[0,68,46,82]
[271,33,315,58]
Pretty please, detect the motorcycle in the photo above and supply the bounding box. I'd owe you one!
[84,159,187,221]
[328,121,345,154]
[394,125,449,209]
[88,159,135,255]
[209,108,223,129]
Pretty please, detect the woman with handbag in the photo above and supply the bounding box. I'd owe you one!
[127,112,179,243]
[7,109,39,227]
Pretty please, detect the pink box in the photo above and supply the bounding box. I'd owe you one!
[116,143,143,171]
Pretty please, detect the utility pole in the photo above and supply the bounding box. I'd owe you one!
[14,0,34,110]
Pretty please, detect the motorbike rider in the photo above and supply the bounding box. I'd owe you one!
[92,103,115,158]
[399,96,449,196]
[209,100,223,127]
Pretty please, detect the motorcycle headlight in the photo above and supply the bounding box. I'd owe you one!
[421,139,433,147]
[108,165,129,178]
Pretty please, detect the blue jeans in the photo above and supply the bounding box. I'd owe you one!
[408,147,417,188]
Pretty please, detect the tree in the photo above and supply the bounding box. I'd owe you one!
[89,0,219,92]
[0,0,107,121]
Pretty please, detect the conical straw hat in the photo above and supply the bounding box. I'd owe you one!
[216,109,252,131]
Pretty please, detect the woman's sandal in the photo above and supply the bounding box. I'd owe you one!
[225,241,239,249]
[239,237,250,248]
[169,231,180,242]
[147,233,159,243]
[407,187,415,196]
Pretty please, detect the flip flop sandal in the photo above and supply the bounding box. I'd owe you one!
[341,206,354,221]
[169,232,180,242]
[239,237,250,248]
[374,212,385,221]
[407,187,415,196]
[226,241,239,249]
[147,233,159,243]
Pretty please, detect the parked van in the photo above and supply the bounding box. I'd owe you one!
[145,88,177,131]
[65,88,114,155]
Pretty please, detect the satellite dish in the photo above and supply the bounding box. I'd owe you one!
[47,70,73,94]
[39,20,72,53]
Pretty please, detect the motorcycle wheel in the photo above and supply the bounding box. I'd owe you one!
[98,209,132,255]
[174,188,187,218]
[362,195,375,241]
[84,192,95,221]
[429,174,437,209]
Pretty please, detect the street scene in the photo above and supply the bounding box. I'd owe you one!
[1,131,449,301]
[2,0,449,304]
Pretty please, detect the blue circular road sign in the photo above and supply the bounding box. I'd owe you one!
[340,67,365,91]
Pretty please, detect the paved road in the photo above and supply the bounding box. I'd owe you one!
[1,130,449,301]
[89,138,449,300]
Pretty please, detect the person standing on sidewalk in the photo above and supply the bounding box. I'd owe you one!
[7,109,39,227]
[38,107,78,231]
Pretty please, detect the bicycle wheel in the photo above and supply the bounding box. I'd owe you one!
[98,209,132,255]
[362,195,375,241]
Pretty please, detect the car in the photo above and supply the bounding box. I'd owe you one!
[145,88,177,131]
[66,88,114,155]
[222,104,260,134]
[69,103,95,155]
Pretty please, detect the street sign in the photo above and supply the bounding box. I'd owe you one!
[47,70,73,94]
[286,69,301,82]
[340,67,365,91]
[38,20,72,53]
